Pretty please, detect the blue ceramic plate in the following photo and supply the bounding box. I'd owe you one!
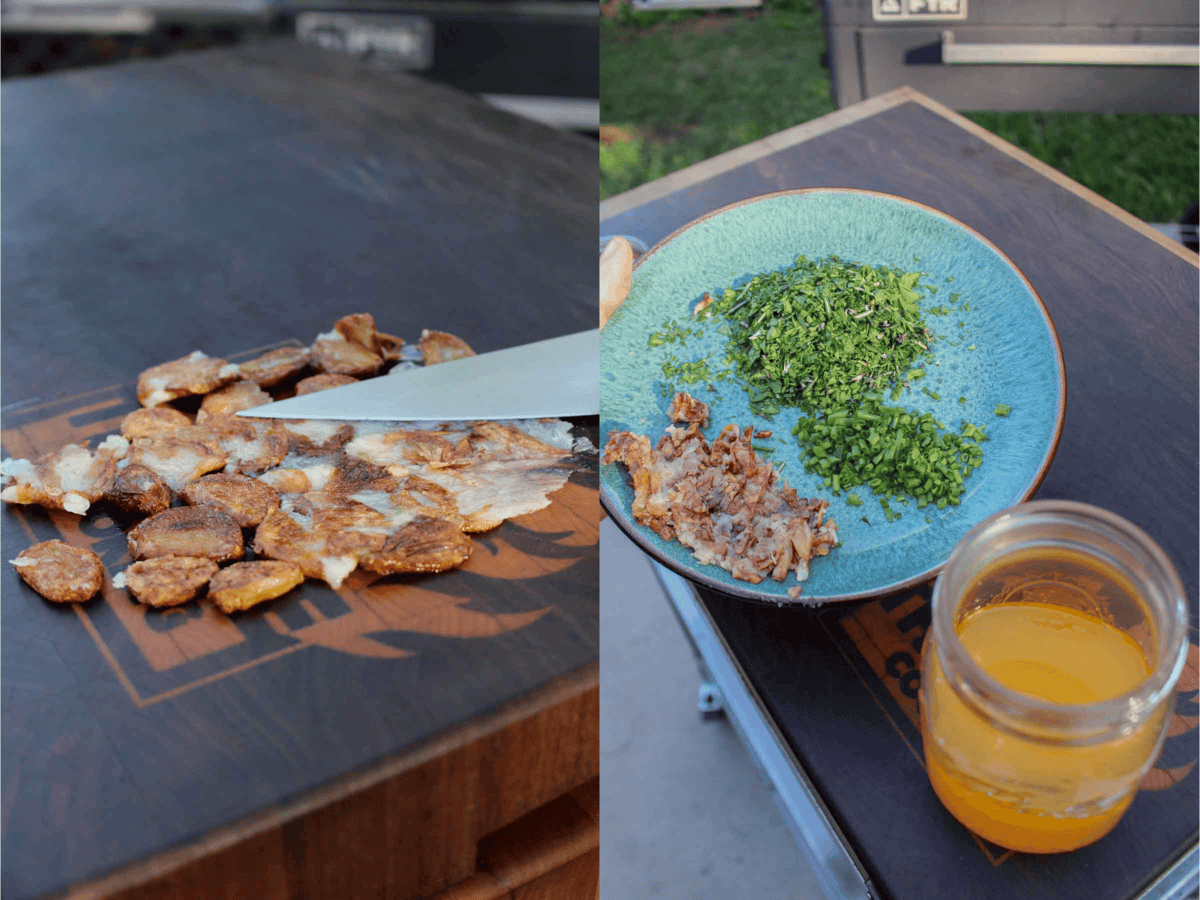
[600,189,1066,604]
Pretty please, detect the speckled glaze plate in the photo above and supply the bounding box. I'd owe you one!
[600,189,1066,604]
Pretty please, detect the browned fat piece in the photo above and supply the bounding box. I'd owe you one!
[199,415,289,476]
[333,313,378,350]
[0,438,128,516]
[180,472,282,527]
[332,313,405,362]
[125,433,228,493]
[310,331,383,378]
[374,331,405,362]
[121,556,218,607]
[295,373,358,396]
[120,406,192,441]
[668,391,710,426]
[106,463,173,516]
[237,346,311,387]
[360,516,472,575]
[418,330,475,366]
[207,561,305,614]
[253,493,395,588]
[136,351,241,408]
[197,380,273,421]
[128,506,245,564]
[11,540,106,603]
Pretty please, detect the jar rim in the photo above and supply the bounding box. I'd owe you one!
[931,500,1189,741]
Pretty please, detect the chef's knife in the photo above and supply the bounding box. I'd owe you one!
[237,329,598,421]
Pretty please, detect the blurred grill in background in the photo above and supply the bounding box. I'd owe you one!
[822,0,1198,113]
[1,0,283,77]
[1,0,598,131]
[292,1,597,129]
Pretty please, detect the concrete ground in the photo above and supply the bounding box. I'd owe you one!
[600,518,825,899]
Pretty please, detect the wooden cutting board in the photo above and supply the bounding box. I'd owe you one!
[1,40,598,900]
[1,352,599,900]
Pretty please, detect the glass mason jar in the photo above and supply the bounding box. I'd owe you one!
[920,500,1189,853]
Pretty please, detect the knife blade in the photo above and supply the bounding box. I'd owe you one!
[237,329,598,421]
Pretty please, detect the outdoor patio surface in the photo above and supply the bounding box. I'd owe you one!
[600,517,825,899]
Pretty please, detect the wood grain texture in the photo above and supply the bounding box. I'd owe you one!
[898,88,1200,266]
[59,672,597,900]
[602,90,1197,900]
[2,40,597,900]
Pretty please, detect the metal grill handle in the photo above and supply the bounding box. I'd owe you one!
[941,31,1200,66]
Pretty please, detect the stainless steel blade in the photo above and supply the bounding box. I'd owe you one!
[238,329,598,421]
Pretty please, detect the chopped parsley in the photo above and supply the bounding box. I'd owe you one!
[707,256,936,417]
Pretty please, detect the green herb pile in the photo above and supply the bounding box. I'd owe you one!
[653,254,1004,520]
[793,397,987,520]
[704,256,935,416]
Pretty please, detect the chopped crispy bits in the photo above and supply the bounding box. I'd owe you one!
[668,391,710,426]
[295,373,358,396]
[360,516,471,574]
[200,416,289,476]
[125,433,227,493]
[419,330,475,366]
[121,556,218,607]
[180,473,281,527]
[603,393,838,595]
[311,330,383,378]
[128,506,245,563]
[196,380,272,421]
[208,561,304,614]
[237,347,311,387]
[136,351,241,408]
[120,406,192,441]
[10,540,105,603]
[106,463,173,516]
[1,436,129,515]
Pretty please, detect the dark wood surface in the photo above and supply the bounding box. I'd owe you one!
[2,40,598,900]
[102,682,599,900]
[602,88,1198,900]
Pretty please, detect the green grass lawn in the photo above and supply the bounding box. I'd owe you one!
[600,2,1198,224]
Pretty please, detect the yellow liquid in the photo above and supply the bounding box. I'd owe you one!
[922,601,1161,853]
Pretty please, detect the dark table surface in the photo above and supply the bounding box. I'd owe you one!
[2,40,597,899]
[601,87,1199,900]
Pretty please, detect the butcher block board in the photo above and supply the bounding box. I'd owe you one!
[1,362,599,900]
[1,39,598,900]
